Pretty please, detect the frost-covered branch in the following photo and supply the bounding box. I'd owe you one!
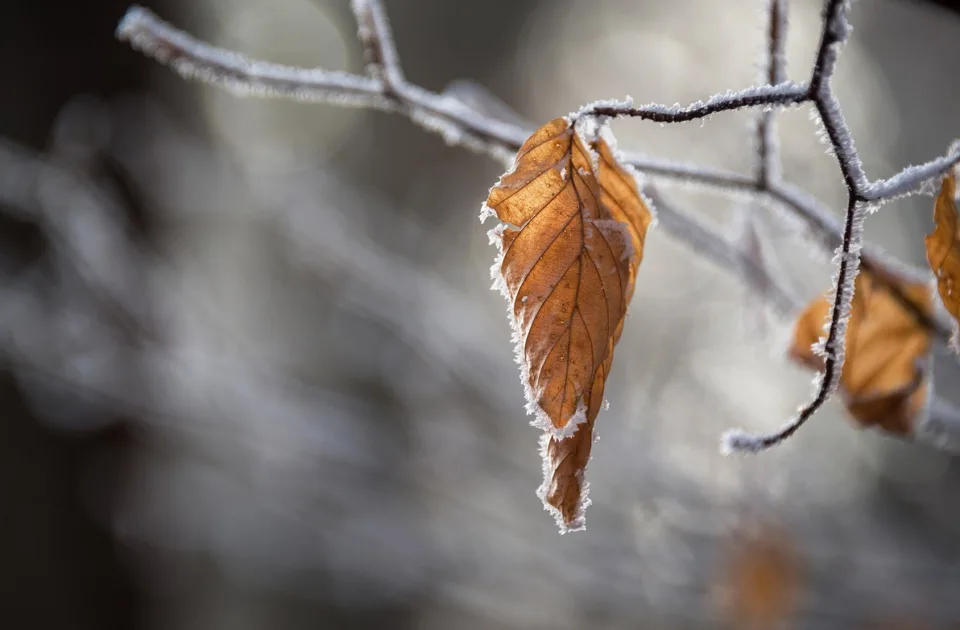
[116,0,960,455]
[725,0,870,452]
[116,7,390,107]
[349,0,404,89]
[580,82,808,123]
[809,0,851,96]
[865,147,960,200]
[116,6,528,164]
[725,0,957,452]
[621,153,935,290]
[756,0,788,187]
[114,2,960,213]
[115,4,942,285]
[114,5,935,289]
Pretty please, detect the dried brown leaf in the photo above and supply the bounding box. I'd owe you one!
[483,118,652,531]
[790,272,933,435]
[925,171,960,349]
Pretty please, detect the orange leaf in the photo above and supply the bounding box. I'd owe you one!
[925,171,960,348]
[716,524,799,630]
[789,272,933,436]
[482,118,653,531]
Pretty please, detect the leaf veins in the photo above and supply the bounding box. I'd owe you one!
[790,272,933,436]
[482,117,653,532]
[925,170,960,351]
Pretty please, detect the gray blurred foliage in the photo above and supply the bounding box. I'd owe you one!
[4,0,960,628]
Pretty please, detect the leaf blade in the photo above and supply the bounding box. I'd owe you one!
[484,117,653,531]
[925,172,960,350]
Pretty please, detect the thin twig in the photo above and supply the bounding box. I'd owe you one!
[115,6,528,164]
[350,0,404,89]
[581,82,808,122]
[757,0,787,187]
[866,148,960,200]
[116,7,390,105]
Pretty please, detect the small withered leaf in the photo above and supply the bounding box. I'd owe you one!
[483,117,652,532]
[925,171,960,350]
[790,272,933,436]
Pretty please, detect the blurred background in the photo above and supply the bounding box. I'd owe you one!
[3,0,960,628]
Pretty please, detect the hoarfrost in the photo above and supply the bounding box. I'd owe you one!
[814,91,868,192]
[478,202,497,224]
[867,140,960,200]
[573,118,601,172]
[487,224,510,297]
[568,96,634,121]
[549,401,589,441]
[576,83,806,122]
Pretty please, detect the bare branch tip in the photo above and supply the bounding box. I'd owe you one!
[116,5,152,41]
[720,429,772,455]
